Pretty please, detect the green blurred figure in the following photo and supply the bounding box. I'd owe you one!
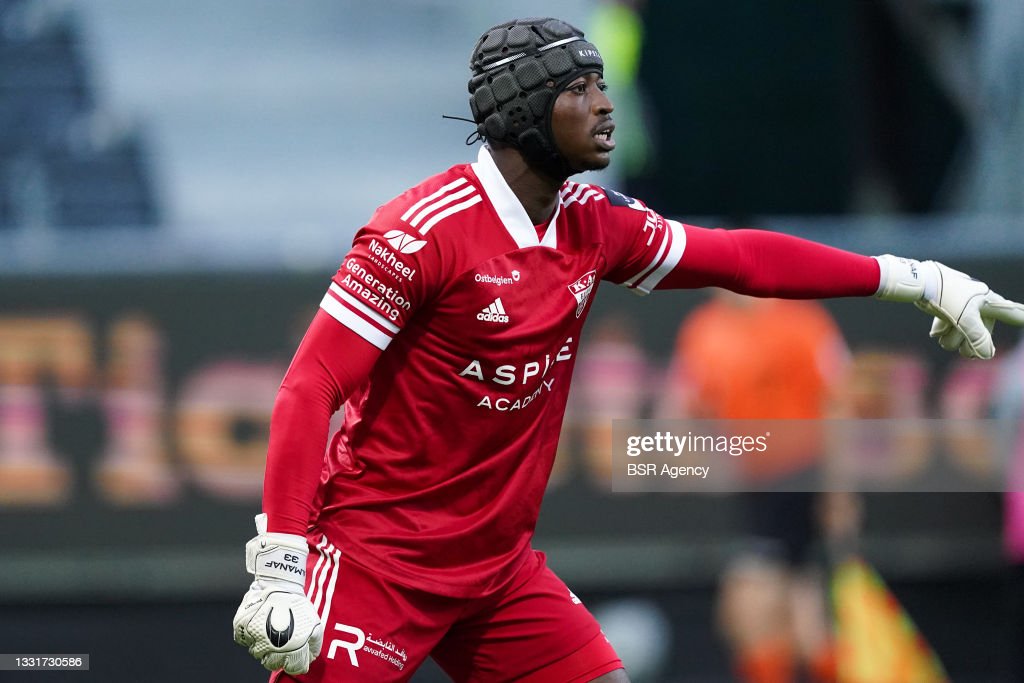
[587,1,653,192]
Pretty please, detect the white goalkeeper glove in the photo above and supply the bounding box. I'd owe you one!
[232,513,323,675]
[874,254,1024,359]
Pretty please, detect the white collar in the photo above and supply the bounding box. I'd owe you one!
[471,145,559,249]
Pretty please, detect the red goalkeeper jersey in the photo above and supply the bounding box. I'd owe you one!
[313,146,687,597]
[275,145,879,598]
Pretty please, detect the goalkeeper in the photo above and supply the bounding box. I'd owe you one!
[231,16,1024,683]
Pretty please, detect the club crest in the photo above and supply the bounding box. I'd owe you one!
[568,270,597,318]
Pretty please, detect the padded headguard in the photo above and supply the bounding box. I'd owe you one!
[468,17,603,176]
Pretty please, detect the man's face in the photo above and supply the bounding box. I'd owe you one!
[550,73,615,172]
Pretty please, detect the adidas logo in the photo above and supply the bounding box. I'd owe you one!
[477,298,509,324]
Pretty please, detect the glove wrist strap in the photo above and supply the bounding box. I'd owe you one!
[245,513,308,586]
[873,254,939,303]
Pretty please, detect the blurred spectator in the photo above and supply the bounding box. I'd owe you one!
[939,355,1004,481]
[822,349,930,551]
[828,349,947,682]
[667,290,848,683]
[586,0,653,196]
[568,312,652,485]
[826,350,931,488]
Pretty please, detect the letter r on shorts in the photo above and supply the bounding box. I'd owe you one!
[327,623,366,667]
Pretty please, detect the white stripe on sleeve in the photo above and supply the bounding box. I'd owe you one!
[320,293,393,350]
[401,178,468,222]
[627,219,688,295]
[418,194,483,235]
[330,282,400,333]
[409,184,477,227]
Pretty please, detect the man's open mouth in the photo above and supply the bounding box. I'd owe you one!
[594,124,616,150]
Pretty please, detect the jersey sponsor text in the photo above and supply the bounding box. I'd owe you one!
[475,272,520,287]
[458,336,573,387]
[340,262,412,323]
[368,239,417,281]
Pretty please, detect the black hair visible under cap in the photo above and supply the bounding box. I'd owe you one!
[468,17,603,176]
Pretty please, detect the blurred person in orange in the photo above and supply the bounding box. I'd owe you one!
[669,290,849,683]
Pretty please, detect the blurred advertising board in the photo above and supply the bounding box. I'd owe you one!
[0,268,1011,597]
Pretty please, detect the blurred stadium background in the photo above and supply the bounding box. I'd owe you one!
[1,0,1023,680]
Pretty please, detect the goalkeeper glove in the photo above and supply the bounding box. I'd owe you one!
[232,513,323,675]
[874,254,1024,359]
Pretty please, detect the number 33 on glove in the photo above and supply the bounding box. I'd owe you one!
[874,254,1024,359]
[233,514,324,675]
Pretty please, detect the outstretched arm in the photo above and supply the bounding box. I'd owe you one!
[659,226,1024,359]
[659,226,880,298]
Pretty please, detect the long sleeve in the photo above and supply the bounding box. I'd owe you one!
[262,309,381,534]
[658,226,880,298]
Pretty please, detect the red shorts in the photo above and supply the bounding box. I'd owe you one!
[270,529,622,683]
